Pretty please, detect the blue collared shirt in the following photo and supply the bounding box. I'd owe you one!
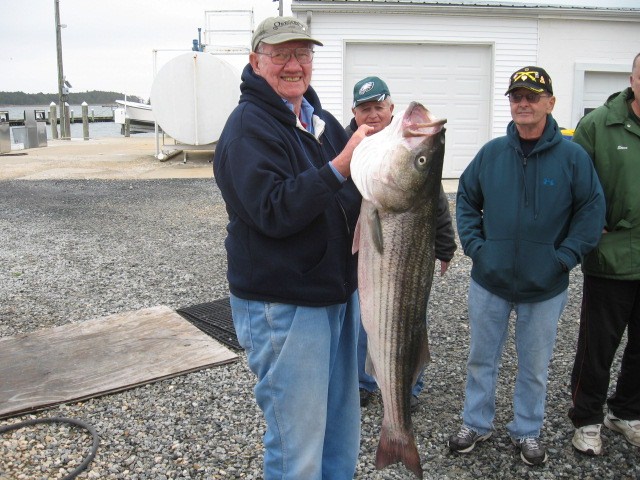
[283,97,346,183]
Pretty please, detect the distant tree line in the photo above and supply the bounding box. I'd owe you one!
[0,91,145,106]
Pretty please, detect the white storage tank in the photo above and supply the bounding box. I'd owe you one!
[150,52,240,146]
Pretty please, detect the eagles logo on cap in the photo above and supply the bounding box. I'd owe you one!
[359,81,376,95]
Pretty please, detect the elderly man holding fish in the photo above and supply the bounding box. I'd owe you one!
[345,76,457,411]
[213,16,372,480]
[449,66,606,466]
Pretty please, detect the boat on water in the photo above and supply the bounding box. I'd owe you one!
[113,100,156,134]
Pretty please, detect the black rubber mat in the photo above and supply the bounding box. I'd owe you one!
[177,298,241,350]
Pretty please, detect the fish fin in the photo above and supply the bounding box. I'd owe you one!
[421,334,431,365]
[364,349,378,381]
[375,424,423,479]
[369,208,384,253]
[412,335,431,387]
[352,215,361,254]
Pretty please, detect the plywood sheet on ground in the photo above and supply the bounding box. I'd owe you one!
[0,305,238,419]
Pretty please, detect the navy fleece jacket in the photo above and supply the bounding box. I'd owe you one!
[213,64,361,306]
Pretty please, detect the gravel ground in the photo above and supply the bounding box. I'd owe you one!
[0,179,636,480]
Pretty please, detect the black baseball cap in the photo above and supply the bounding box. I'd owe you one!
[505,66,553,95]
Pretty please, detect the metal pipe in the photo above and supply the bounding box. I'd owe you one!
[193,53,199,146]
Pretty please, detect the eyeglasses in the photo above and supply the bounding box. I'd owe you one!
[508,92,552,104]
[256,47,314,65]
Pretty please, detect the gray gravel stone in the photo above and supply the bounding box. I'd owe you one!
[0,179,636,479]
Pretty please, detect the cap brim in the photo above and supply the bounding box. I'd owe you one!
[353,93,388,108]
[505,82,546,95]
[261,33,323,47]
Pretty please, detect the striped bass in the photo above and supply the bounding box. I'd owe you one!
[351,102,447,479]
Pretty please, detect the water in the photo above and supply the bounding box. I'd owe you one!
[2,104,154,141]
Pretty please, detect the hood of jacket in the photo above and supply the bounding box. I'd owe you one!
[602,87,637,127]
[505,114,564,155]
[239,63,324,128]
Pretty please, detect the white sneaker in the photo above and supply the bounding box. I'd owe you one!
[604,412,640,447]
[572,424,602,455]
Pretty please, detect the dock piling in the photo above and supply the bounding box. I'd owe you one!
[82,102,89,140]
[49,102,59,139]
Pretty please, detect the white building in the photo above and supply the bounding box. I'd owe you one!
[290,0,640,177]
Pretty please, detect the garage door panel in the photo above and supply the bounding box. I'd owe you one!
[456,77,489,92]
[453,101,485,115]
[583,71,629,114]
[345,42,491,178]
[450,128,482,145]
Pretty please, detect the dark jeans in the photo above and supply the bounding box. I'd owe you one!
[569,275,640,428]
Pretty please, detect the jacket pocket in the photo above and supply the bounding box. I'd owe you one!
[516,241,564,296]
[473,239,515,291]
[584,228,639,276]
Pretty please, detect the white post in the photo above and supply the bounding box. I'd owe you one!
[49,102,58,139]
[82,102,89,140]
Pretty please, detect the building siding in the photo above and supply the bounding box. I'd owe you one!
[292,1,639,175]
[538,18,640,126]
[308,12,537,139]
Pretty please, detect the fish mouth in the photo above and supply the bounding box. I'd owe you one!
[402,102,447,138]
[405,118,447,137]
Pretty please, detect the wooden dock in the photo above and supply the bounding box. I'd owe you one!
[8,116,114,127]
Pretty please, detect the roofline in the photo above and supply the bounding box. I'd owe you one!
[291,1,640,21]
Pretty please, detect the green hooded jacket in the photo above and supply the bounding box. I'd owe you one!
[573,87,640,279]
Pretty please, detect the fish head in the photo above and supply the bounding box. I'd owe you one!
[351,101,446,212]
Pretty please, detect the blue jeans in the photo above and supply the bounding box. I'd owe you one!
[230,292,360,480]
[357,309,426,397]
[461,279,567,440]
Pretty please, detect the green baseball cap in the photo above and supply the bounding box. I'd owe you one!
[252,16,323,52]
[352,76,391,108]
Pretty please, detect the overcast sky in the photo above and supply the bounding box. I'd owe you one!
[1,0,637,100]
[1,0,292,99]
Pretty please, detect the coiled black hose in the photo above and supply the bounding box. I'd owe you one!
[0,417,100,480]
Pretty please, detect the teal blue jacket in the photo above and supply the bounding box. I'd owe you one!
[573,87,640,280]
[457,114,605,302]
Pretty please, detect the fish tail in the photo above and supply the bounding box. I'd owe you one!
[375,425,423,479]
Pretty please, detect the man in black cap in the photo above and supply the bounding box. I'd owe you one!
[214,15,373,480]
[448,66,606,466]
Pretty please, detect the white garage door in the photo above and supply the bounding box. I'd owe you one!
[345,43,492,178]
[583,71,630,116]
